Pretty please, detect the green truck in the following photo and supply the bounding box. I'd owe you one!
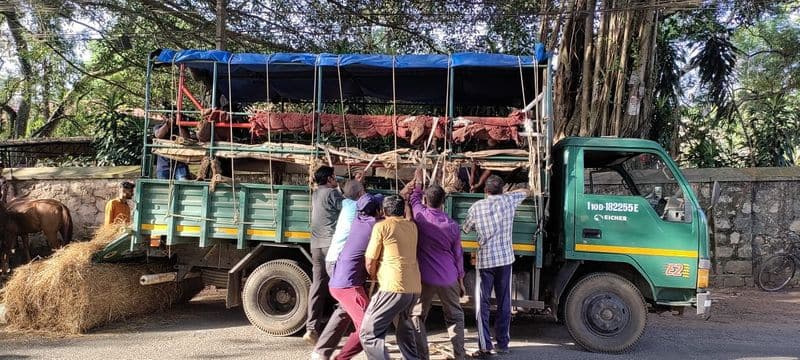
[97,49,712,353]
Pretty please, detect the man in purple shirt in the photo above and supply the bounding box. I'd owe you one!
[406,169,466,360]
[312,193,383,360]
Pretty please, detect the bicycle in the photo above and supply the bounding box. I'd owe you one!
[757,241,800,291]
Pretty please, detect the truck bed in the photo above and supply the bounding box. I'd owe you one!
[124,179,538,257]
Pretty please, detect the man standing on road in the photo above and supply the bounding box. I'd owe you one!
[312,192,383,360]
[360,196,421,360]
[463,175,529,357]
[325,177,364,276]
[306,166,344,344]
[406,169,466,360]
[104,181,135,225]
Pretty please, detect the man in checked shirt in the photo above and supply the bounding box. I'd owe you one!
[462,175,530,357]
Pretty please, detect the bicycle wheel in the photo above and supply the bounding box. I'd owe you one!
[757,254,796,291]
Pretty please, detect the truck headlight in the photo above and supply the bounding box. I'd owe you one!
[697,258,710,289]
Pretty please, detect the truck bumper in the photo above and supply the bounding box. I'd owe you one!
[695,291,712,315]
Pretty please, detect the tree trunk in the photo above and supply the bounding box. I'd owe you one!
[612,9,634,136]
[538,0,553,43]
[554,0,582,138]
[2,7,33,138]
[599,5,621,136]
[628,6,655,137]
[42,58,51,121]
[578,0,596,136]
[216,0,227,50]
[580,0,595,136]
[587,0,609,136]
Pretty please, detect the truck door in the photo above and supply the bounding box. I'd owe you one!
[570,149,699,292]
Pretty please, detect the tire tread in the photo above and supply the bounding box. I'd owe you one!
[242,259,311,336]
[564,272,647,354]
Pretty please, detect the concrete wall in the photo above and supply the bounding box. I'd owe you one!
[3,166,799,287]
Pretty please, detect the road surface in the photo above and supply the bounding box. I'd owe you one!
[1,288,799,359]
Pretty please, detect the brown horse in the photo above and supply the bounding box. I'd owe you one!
[4,199,73,270]
[0,201,10,274]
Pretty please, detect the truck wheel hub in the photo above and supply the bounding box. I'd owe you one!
[276,290,291,304]
[257,279,298,318]
[583,292,629,336]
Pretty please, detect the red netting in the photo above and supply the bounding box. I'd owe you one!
[247,110,524,144]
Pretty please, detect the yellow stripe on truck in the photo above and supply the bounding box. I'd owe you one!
[575,244,697,258]
[141,224,536,250]
[141,224,304,239]
[462,241,535,252]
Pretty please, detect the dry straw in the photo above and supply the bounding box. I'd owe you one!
[1,224,181,335]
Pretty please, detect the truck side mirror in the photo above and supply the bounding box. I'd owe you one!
[710,181,721,209]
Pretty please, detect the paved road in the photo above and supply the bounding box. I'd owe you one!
[1,289,799,360]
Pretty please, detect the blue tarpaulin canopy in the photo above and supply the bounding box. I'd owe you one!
[151,49,549,106]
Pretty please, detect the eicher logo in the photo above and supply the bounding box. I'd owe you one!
[588,201,639,222]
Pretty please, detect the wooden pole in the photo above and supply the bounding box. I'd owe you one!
[216,0,227,50]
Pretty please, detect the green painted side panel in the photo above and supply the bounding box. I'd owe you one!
[132,180,537,254]
[449,194,538,251]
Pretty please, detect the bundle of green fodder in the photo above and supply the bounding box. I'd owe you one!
[1,224,181,334]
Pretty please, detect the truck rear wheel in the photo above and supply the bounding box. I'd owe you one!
[242,259,311,336]
[564,272,647,353]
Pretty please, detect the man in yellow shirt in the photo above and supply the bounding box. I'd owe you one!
[104,181,134,225]
[360,195,421,360]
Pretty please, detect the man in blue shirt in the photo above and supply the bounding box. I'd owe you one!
[153,118,189,180]
[312,192,383,360]
[325,177,364,276]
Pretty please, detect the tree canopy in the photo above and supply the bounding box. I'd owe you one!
[0,0,797,167]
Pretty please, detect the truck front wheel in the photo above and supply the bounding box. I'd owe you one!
[242,259,311,336]
[564,272,647,353]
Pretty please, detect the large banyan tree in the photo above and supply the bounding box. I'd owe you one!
[0,0,786,159]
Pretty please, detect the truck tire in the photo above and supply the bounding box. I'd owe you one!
[242,259,311,336]
[564,272,647,353]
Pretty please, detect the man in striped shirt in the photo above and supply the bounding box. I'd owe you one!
[463,175,529,356]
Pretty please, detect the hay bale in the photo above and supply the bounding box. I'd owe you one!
[0,224,181,334]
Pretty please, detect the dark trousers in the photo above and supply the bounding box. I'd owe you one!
[411,281,466,360]
[307,247,331,333]
[475,264,512,351]
[360,291,419,360]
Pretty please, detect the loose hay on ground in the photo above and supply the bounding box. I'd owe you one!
[1,224,182,335]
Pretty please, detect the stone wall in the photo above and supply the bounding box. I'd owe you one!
[4,166,799,287]
[2,167,139,241]
[694,172,800,288]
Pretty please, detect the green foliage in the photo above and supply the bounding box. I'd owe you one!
[649,25,683,154]
[1,0,798,169]
[91,93,144,166]
[691,34,738,114]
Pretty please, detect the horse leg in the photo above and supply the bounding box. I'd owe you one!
[1,251,8,274]
[20,234,31,263]
[43,228,61,254]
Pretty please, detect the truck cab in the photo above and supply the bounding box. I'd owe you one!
[545,137,711,352]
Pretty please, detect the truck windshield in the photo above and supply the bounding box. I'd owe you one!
[584,150,689,223]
